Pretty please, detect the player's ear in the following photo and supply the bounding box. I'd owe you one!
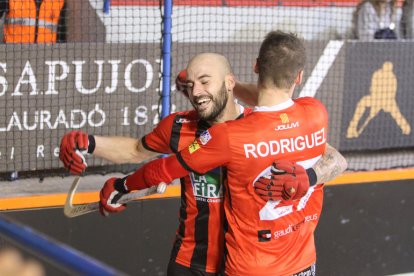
[295,70,304,85]
[225,74,236,91]
[253,59,259,74]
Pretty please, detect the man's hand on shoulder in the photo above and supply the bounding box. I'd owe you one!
[254,161,316,202]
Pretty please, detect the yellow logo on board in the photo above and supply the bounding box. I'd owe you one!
[347,61,411,138]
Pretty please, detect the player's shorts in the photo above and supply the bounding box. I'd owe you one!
[167,261,222,276]
[292,262,316,276]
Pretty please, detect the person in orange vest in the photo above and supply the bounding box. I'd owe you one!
[0,0,66,43]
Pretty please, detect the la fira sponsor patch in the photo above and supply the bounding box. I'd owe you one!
[190,168,223,202]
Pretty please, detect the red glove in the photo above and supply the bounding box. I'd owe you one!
[175,69,188,97]
[99,177,129,216]
[254,161,313,201]
[59,131,94,174]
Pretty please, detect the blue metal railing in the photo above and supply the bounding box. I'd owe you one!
[161,0,173,119]
[0,216,124,276]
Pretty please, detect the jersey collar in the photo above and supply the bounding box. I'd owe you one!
[237,101,245,114]
[233,99,245,119]
[253,98,294,112]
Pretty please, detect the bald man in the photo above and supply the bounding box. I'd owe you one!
[64,52,346,276]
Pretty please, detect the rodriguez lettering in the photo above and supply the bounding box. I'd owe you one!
[243,128,326,158]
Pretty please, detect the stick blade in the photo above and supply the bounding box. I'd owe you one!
[63,176,81,217]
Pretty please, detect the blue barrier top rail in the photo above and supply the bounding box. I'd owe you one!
[0,216,125,276]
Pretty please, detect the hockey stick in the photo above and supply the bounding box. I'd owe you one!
[64,176,167,218]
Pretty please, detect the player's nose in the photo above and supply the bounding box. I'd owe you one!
[191,82,204,97]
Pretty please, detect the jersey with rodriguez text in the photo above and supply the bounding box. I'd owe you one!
[175,97,328,276]
[142,106,251,273]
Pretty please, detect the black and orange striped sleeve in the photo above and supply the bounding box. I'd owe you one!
[141,114,176,154]
[177,122,231,175]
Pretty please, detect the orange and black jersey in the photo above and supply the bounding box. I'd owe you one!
[141,106,251,273]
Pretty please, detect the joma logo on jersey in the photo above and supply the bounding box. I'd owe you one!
[275,121,300,131]
[175,118,196,124]
[275,113,299,131]
[190,171,223,200]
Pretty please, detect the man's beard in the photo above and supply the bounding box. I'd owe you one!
[192,83,228,122]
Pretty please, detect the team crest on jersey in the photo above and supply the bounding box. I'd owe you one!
[199,130,212,145]
[188,141,200,154]
[190,168,223,202]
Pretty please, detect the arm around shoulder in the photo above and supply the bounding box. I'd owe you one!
[93,135,159,164]
[233,81,259,106]
[312,143,347,184]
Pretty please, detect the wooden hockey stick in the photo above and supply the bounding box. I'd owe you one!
[64,176,167,218]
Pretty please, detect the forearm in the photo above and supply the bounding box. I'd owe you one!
[234,81,259,106]
[123,155,188,191]
[313,144,348,184]
[123,124,232,190]
[124,143,227,191]
[93,136,159,164]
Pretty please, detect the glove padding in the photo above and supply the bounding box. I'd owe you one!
[254,161,310,201]
[175,69,188,97]
[59,131,89,174]
[99,177,129,216]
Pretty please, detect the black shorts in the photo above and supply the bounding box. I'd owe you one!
[167,261,222,276]
[292,263,316,276]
